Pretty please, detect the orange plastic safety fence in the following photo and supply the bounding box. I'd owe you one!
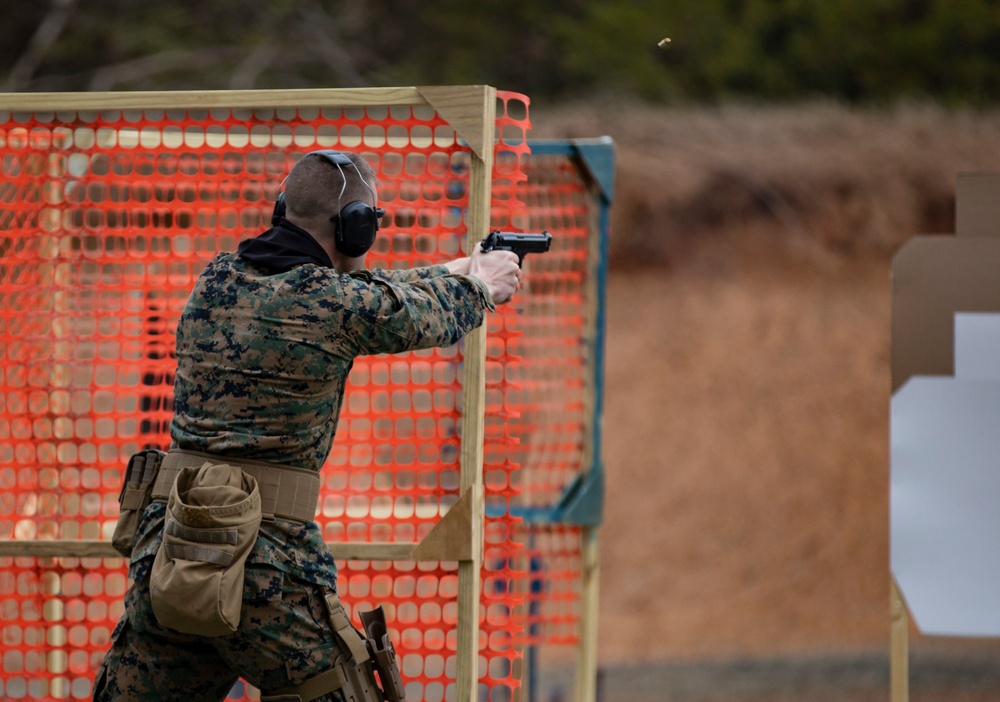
[0,91,596,702]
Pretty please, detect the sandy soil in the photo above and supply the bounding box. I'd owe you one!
[600,246,891,663]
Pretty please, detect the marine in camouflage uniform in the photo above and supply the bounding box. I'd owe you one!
[93,151,503,702]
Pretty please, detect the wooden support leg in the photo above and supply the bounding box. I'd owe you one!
[574,527,600,702]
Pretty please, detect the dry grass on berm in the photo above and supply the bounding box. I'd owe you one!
[533,100,1000,270]
[525,100,1000,686]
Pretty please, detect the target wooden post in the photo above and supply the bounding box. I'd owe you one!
[890,579,908,702]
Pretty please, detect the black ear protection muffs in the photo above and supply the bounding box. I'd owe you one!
[271,150,385,257]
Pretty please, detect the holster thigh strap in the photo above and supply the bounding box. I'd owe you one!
[262,594,381,702]
[325,592,371,664]
[152,449,319,524]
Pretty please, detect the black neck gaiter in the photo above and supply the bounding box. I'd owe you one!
[236,219,333,273]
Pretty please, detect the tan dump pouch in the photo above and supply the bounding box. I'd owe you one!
[152,449,320,524]
[150,461,262,636]
[112,449,166,558]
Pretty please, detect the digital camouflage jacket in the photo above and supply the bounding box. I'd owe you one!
[130,252,493,588]
[169,252,492,469]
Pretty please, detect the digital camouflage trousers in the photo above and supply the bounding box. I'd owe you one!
[93,553,348,702]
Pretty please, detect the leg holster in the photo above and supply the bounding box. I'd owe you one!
[359,607,406,702]
[260,593,405,702]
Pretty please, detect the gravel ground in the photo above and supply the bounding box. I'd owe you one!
[533,652,1000,702]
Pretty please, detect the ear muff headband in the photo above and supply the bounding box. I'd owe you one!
[271,192,287,225]
[270,150,384,257]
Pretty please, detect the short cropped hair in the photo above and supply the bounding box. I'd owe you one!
[284,152,378,219]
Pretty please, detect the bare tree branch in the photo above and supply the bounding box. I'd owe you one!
[296,2,368,87]
[87,48,246,91]
[228,45,280,89]
[3,0,79,91]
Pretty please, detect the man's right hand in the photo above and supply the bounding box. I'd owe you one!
[468,247,521,305]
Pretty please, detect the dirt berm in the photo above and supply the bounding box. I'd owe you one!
[528,100,1000,701]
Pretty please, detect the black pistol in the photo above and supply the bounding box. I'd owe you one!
[479,229,552,266]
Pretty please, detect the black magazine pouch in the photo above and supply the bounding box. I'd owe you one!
[111,449,165,558]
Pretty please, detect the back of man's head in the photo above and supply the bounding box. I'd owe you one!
[283,152,377,220]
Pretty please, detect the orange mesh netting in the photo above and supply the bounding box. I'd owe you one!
[511,149,597,655]
[0,91,598,701]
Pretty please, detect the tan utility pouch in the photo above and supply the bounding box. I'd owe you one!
[150,461,262,636]
[112,449,166,558]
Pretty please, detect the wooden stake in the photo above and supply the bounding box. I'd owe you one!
[890,578,909,702]
[454,85,497,702]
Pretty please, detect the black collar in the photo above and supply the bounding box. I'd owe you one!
[236,219,333,273]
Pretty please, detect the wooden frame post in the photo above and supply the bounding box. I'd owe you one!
[451,84,497,702]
